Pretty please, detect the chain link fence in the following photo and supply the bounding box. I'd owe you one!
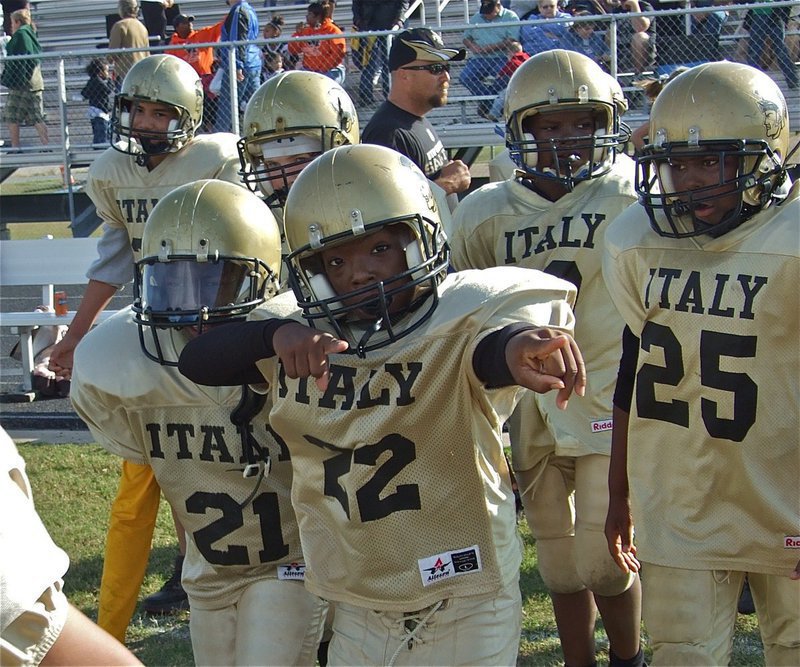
[0,2,797,173]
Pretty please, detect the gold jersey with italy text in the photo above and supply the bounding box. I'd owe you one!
[253,267,577,610]
[71,309,305,610]
[86,133,242,260]
[450,157,637,461]
[602,183,800,576]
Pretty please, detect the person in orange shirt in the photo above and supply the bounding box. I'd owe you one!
[288,1,346,83]
[166,14,224,129]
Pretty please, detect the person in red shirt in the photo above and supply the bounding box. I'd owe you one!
[166,14,223,129]
[288,1,346,83]
[486,40,529,121]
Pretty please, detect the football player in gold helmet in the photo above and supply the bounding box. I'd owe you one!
[450,50,644,667]
[50,53,243,641]
[238,70,358,208]
[72,181,328,665]
[179,143,587,666]
[603,62,799,666]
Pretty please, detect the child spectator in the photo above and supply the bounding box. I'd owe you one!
[263,50,285,80]
[262,14,292,75]
[287,1,346,83]
[629,66,687,154]
[486,40,529,121]
[561,10,609,67]
[81,58,115,147]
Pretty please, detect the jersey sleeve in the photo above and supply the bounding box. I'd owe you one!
[85,225,135,286]
[85,156,128,232]
[0,429,70,659]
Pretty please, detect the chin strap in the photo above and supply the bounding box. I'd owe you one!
[229,384,271,507]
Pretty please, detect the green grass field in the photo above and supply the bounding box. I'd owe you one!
[18,441,765,666]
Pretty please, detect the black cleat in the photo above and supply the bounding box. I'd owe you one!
[142,555,189,615]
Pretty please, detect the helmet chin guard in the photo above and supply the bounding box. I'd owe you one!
[637,62,790,238]
[283,145,450,356]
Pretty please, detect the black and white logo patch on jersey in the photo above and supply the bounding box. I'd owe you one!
[417,545,482,586]
[277,562,307,581]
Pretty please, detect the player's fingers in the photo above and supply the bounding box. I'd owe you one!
[307,336,349,390]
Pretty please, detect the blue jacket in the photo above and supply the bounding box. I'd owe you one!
[220,1,261,71]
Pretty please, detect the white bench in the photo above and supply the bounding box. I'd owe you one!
[0,236,117,393]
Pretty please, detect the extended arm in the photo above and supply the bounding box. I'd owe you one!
[604,325,640,574]
[474,323,586,408]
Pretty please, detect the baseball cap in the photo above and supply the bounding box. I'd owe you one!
[172,14,195,28]
[388,28,467,72]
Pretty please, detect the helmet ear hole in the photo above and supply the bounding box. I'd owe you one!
[308,273,344,311]
[657,161,675,195]
[404,239,423,268]
[522,132,538,169]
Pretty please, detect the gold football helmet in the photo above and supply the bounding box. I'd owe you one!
[637,61,791,238]
[283,144,448,356]
[112,54,204,163]
[504,49,629,189]
[238,71,359,205]
[133,180,281,365]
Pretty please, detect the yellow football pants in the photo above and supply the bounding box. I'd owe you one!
[97,460,161,642]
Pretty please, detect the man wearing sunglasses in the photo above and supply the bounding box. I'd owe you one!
[362,27,472,207]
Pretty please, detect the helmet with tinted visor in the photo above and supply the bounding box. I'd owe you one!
[133,180,281,365]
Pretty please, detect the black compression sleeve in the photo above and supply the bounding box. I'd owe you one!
[473,323,538,388]
[613,325,639,411]
[178,319,292,386]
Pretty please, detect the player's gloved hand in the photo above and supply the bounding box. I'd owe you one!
[605,494,640,574]
[505,328,586,409]
[272,322,349,392]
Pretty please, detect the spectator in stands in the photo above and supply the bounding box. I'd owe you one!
[362,27,471,207]
[214,0,260,132]
[82,58,115,147]
[629,65,686,154]
[352,0,409,107]
[262,15,291,75]
[461,0,520,116]
[788,3,800,62]
[747,0,797,89]
[561,10,610,66]
[166,13,223,132]
[520,0,571,55]
[1,7,48,151]
[263,50,284,79]
[691,0,727,36]
[1,0,27,37]
[288,1,347,83]
[140,0,175,43]
[571,0,654,74]
[486,40,529,120]
[108,0,150,88]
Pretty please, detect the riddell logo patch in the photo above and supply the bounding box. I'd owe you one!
[591,419,613,433]
[418,546,482,586]
[277,562,306,580]
[784,536,800,549]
